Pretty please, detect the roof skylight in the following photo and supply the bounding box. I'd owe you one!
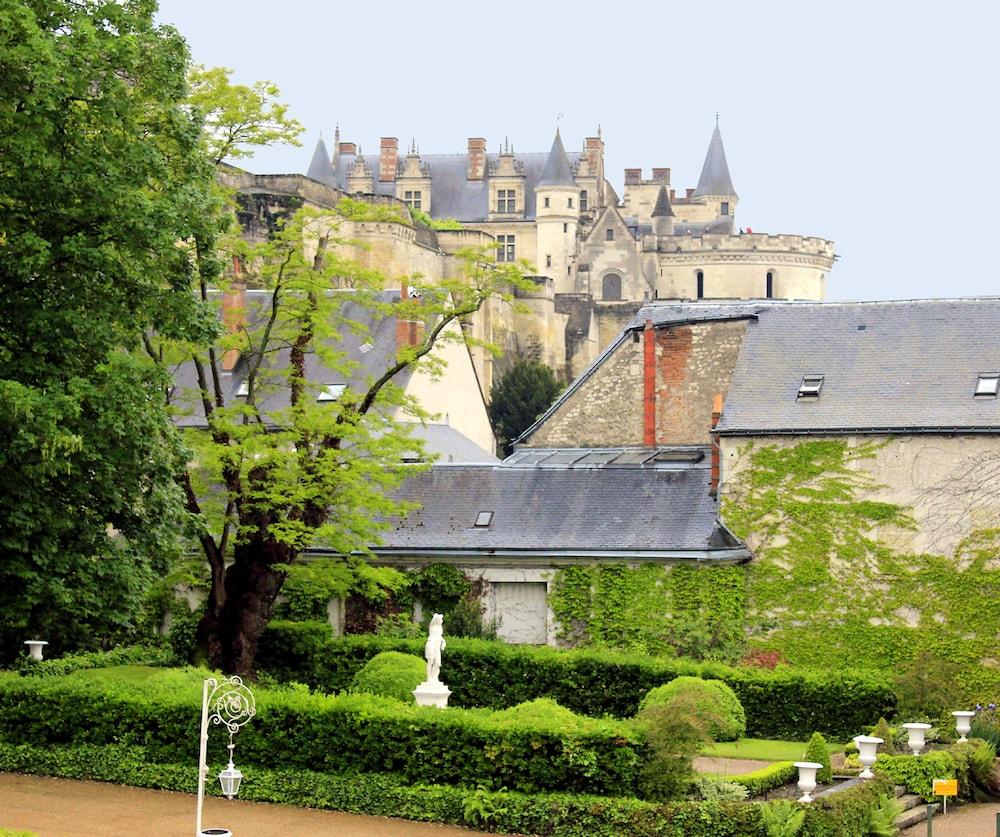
[318,384,347,402]
[975,374,1000,398]
[236,381,249,397]
[797,375,824,399]
[474,511,494,527]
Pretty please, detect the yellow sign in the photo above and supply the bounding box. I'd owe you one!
[932,779,958,796]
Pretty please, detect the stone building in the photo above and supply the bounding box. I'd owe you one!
[296,123,836,383]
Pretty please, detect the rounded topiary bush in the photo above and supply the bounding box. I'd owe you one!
[350,651,425,702]
[639,676,747,741]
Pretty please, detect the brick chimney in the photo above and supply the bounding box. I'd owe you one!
[624,168,642,185]
[710,393,723,496]
[467,137,486,181]
[395,283,425,349]
[221,257,247,372]
[643,319,656,446]
[339,141,357,155]
[652,167,670,183]
[379,137,398,182]
[584,135,604,177]
[685,187,695,199]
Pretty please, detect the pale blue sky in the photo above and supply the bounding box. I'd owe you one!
[156,0,998,302]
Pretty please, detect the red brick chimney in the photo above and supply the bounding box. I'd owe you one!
[652,167,670,183]
[710,393,723,496]
[395,283,425,349]
[339,141,357,155]
[222,258,246,372]
[685,187,695,199]
[584,136,603,176]
[643,319,656,446]
[625,168,642,185]
[467,137,486,181]
[379,137,398,182]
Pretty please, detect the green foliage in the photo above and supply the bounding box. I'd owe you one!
[864,794,902,837]
[350,651,425,702]
[256,624,897,739]
[273,559,409,622]
[949,739,1000,801]
[803,733,833,784]
[760,800,805,837]
[488,360,563,456]
[640,677,747,741]
[0,0,220,661]
[636,694,714,801]
[0,669,643,796]
[0,830,37,837]
[891,651,962,720]
[549,563,746,661]
[0,739,895,837]
[869,718,896,754]
[18,645,173,678]
[691,776,749,802]
[408,206,463,231]
[970,705,1000,751]
[409,563,469,615]
[726,762,798,796]
[874,750,955,801]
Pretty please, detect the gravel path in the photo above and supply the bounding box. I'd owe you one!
[0,773,499,837]
[899,801,1000,836]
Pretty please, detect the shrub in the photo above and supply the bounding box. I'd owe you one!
[802,732,832,784]
[639,677,746,741]
[874,750,956,801]
[950,739,1000,801]
[741,649,786,670]
[970,703,1000,750]
[892,651,961,720]
[635,694,715,802]
[870,717,897,754]
[350,651,425,702]
[691,776,749,802]
[17,645,173,678]
[257,624,897,739]
[760,800,804,837]
[865,793,903,837]
[729,762,797,796]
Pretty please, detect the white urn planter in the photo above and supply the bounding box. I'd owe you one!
[902,722,932,756]
[793,761,824,802]
[24,640,48,661]
[853,735,883,779]
[953,711,975,742]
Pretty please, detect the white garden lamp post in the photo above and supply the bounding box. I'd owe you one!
[902,723,932,756]
[953,710,975,742]
[793,761,824,803]
[853,735,883,779]
[196,675,256,837]
[24,640,48,661]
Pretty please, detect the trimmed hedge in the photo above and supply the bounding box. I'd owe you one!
[17,645,174,677]
[257,623,897,739]
[639,677,747,741]
[0,670,642,796]
[0,741,894,837]
[727,761,798,796]
[350,651,425,701]
[874,750,956,802]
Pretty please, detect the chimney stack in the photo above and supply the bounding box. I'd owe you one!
[467,137,486,180]
[710,393,723,496]
[643,319,656,446]
[222,258,247,372]
[624,168,642,185]
[339,141,357,155]
[652,167,670,183]
[379,137,398,182]
[395,283,425,349]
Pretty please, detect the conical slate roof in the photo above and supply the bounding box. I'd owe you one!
[536,129,575,188]
[693,125,736,197]
[651,185,674,217]
[306,136,336,187]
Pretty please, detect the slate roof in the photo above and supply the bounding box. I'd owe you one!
[306,137,336,187]
[718,298,1000,435]
[374,449,748,560]
[327,149,582,222]
[693,124,737,197]
[536,130,576,188]
[651,185,675,217]
[411,424,499,464]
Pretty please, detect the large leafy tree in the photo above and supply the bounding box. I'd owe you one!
[166,203,530,675]
[0,0,217,658]
[488,360,563,456]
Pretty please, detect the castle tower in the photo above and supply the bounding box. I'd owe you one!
[534,129,579,294]
[651,184,674,236]
[693,121,739,225]
[306,136,336,188]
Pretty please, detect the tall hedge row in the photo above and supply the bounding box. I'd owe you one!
[258,622,896,739]
[0,741,894,837]
[0,674,642,795]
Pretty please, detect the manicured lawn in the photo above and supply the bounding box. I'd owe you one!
[702,737,840,761]
[67,665,210,690]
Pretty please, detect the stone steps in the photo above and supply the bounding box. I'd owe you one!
[894,792,941,831]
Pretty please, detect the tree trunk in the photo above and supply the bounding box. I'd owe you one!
[197,537,292,677]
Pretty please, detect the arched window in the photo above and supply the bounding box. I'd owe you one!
[766,271,774,299]
[602,273,622,300]
[696,271,705,299]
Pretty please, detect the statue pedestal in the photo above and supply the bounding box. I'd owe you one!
[413,680,451,709]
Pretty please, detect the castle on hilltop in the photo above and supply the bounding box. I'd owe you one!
[226,122,835,389]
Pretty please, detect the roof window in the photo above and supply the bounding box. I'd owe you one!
[797,375,824,399]
[236,381,249,397]
[318,384,347,402]
[474,511,493,527]
[975,374,1000,398]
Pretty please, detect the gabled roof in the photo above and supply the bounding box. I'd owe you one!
[305,137,336,187]
[651,185,674,217]
[693,124,736,197]
[371,449,749,560]
[536,129,576,189]
[717,298,1000,435]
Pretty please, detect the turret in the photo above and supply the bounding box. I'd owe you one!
[306,136,336,187]
[651,185,674,236]
[534,129,579,293]
[693,120,738,225]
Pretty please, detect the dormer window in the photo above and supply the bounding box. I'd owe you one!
[403,190,422,210]
[318,384,347,402]
[580,190,588,211]
[797,375,824,399]
[497,189,516,213]
[975,374,1000,398]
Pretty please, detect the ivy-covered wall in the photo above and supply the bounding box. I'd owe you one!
[550,439,1000,701]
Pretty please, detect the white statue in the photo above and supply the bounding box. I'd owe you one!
[424,612,446,684]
